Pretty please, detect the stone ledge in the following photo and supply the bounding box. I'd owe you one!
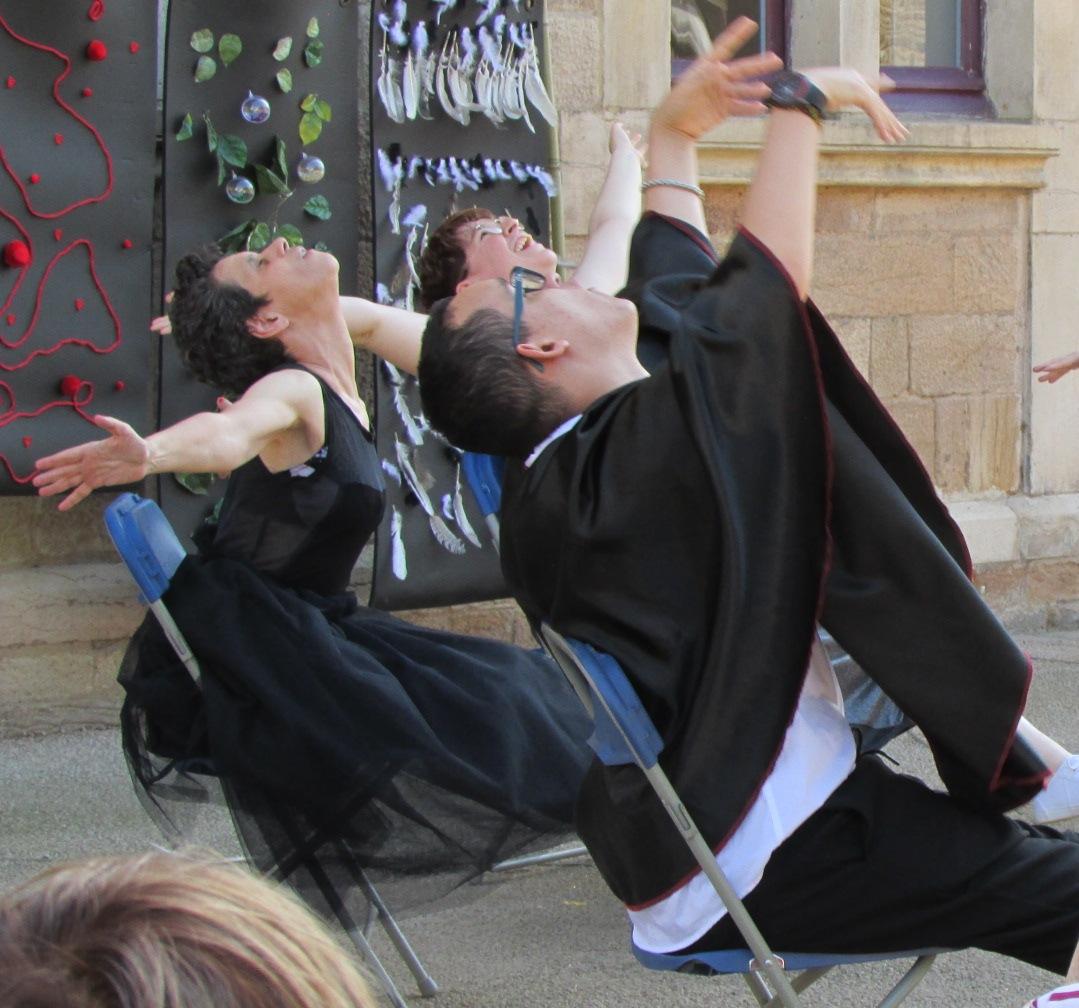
[947,492,1079,566]
[949,498,1019,565]
[0,563,142,649]
[697,117,1059,190]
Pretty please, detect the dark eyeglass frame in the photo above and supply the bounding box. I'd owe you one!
[510,266,547,370]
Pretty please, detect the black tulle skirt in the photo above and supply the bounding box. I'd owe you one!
[118,553,592,913]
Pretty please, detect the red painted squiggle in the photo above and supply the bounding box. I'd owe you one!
[0,13,114,218]
[0,239,121,363]
[0,379,95,483]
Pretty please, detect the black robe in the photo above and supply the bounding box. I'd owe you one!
[499,214,1046,909]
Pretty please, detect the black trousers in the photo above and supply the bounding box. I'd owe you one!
[682,756,1079,974]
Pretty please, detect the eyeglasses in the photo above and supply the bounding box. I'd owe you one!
[510,266,546,369]
[510,266,545,347]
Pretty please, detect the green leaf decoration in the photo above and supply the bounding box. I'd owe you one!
[314,98,332,122]
[303,39,324,68]
[217,133,248,169]
[190,29,214,53]
[273,36,293,61]
[303,194,331,220]
[306,17,320,38]
[194,55,217,82]
[175,113,193,141]
[217,220,255,253]
[203,113,218,152]
[247,222,271,251]
[216,154,227,186]
[255,164,290,196]
[276,68,293,93]
[300,93,318,112]
[219,33,242,67]
[299,111,322,145]
[274,138,289,181]
[174,471,214,495]
[313,241,329,252]
[277,223,304,246]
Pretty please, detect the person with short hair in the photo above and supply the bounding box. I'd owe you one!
[0,849,376,1008]
[417,19,1079,970]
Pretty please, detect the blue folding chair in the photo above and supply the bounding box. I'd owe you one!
[459,453,943,1007]
[537,626,945,1008]
[104,492,438,1008]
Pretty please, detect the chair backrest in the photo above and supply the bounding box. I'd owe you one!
[104,493,188,604]
[459,452,504,549]
[536,625,663,770]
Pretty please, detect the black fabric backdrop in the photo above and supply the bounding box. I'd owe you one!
[369,0,552,610]
[0,2,156,493]
[159,0,361,540]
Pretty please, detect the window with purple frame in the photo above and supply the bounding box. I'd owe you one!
[671,0,788,77]
[880,0,988,116]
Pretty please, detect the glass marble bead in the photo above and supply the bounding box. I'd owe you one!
[241,90,271,124]
[226,172,255,204]
[297,152,325,183]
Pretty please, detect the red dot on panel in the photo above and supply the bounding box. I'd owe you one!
[113,379,125,392]
[121,238,133,249]
[59,375,83,398]
[53,229,63,241]
[86,40,107,61]
[2,241,31,267]
[129,41,140,54]
[53,133,64,145]
[5,315,15,326]
[81,87,93,98]
[4,76,14,89]
[28,173,40,185]
[74,298,86,311]
[21,436,31,449]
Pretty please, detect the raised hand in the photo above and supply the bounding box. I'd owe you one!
[33,414,151,511]
[1034,351,1079,384]
[610,121,645,166]
[652,17,782,141]
[803,68,908,143]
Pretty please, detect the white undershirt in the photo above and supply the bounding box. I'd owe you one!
[629,636,856,953]
[524,418,857,954]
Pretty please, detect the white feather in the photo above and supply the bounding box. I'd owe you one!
[390,507,408,580]
[453,463,483,548]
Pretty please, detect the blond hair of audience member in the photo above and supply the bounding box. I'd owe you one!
[0,849,375,1008]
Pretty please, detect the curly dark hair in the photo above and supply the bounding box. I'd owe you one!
[416,207,496,310]
[167,245,289,396]
[418,298,570,459]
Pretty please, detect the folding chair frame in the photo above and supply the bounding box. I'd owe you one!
[537,624,941,1008]
[104,493,437,1008]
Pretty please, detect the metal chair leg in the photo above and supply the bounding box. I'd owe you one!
[490,843,588,871]
[337,842,439,998]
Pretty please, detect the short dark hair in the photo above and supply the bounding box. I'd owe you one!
[168,245,289,396]
[418,298,569,459]
[416,207,495,310]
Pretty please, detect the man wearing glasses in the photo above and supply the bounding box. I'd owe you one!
[417,20,1079,973]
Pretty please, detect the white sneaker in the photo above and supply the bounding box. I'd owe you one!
[1032,754,1079,825]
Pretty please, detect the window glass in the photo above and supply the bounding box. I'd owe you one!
[880,0,961,68]
[672,1,766,60]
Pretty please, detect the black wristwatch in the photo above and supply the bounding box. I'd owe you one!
[763,71,830,125]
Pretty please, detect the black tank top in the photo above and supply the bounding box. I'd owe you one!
[206,367,384,595]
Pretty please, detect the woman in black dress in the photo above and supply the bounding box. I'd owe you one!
[33,238,590,905]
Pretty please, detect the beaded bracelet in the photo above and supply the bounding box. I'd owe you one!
[641,177,705,200]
